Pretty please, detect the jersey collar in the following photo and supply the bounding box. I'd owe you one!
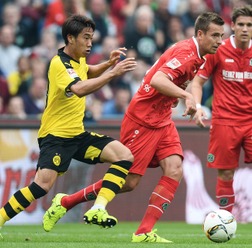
[192,36,203,59]
[58,47,80,63]
[230,34,252,49]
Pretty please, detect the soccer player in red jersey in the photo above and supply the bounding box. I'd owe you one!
[43,12,224,242]
[191,5,252,215]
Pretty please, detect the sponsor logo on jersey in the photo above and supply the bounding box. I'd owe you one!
[225,58,234,63]
[67,68,78,79]
[222,70,252,82]
[166,58,182,69]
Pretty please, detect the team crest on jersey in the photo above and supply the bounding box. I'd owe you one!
[162,202,169,211]
[86,193,96,200]
[166,58,181,69]
[207,153,215,163]
[53,153,61,166]
[67,68,78,79]
[219,197,228,206]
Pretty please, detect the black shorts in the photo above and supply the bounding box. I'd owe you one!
[37,131,115,173]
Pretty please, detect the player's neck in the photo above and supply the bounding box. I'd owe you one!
[63,46,80,62]
[235,39,250,51]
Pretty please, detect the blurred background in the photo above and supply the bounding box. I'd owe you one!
[0,0,250,121]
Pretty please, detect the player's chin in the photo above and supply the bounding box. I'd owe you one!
[84,49,91,56]
[209,47,218,54]
[240,36,250,42]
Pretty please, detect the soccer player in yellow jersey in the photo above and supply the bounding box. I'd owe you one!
[0,14,137,236]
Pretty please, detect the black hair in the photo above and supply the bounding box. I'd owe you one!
[62,14,96,44]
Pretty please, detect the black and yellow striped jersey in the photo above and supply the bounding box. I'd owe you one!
[38,48,89,138]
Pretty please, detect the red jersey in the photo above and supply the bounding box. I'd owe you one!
[44,0,65,28]
[126,37,205,128]
[197,35,252,125]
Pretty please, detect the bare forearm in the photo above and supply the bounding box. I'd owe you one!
[157,82,191,99]
[150,72,191,99]
[71,70,116,97]
[191,84,203,104]
[88,61,112,78]
[72,57,137,97]
[190,75,205,104]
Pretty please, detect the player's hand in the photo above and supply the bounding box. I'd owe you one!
[112,57,137,76]
[194,108,208,128]
[108,47,127,66]
[182,94,196,120]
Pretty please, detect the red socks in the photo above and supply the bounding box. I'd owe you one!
[216,177,234,213]
[135,176,179,235]
[61,179,103,210]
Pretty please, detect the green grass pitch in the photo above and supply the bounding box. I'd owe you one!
[1,222,251,248]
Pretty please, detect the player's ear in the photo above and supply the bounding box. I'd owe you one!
[197,29,204,38]
[68,34,74,44]
[230,22,235,32]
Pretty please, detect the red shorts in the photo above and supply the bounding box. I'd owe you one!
[207,124,252,169]
[120,115,183,175]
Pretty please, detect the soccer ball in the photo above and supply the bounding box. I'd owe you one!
[203,209,237,243]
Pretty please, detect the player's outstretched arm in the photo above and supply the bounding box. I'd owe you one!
[71,57,137,97]
[190,75,208,127]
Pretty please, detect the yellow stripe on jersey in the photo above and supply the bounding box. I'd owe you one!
[38,49,89,138]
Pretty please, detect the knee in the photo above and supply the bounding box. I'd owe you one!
[34,168,57,193]
[218,169,235,181]
[128,152,134,164]
[126,147,134,163]
[120,147,134,163]
[174,164,183,180]
[163,162,183,181]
